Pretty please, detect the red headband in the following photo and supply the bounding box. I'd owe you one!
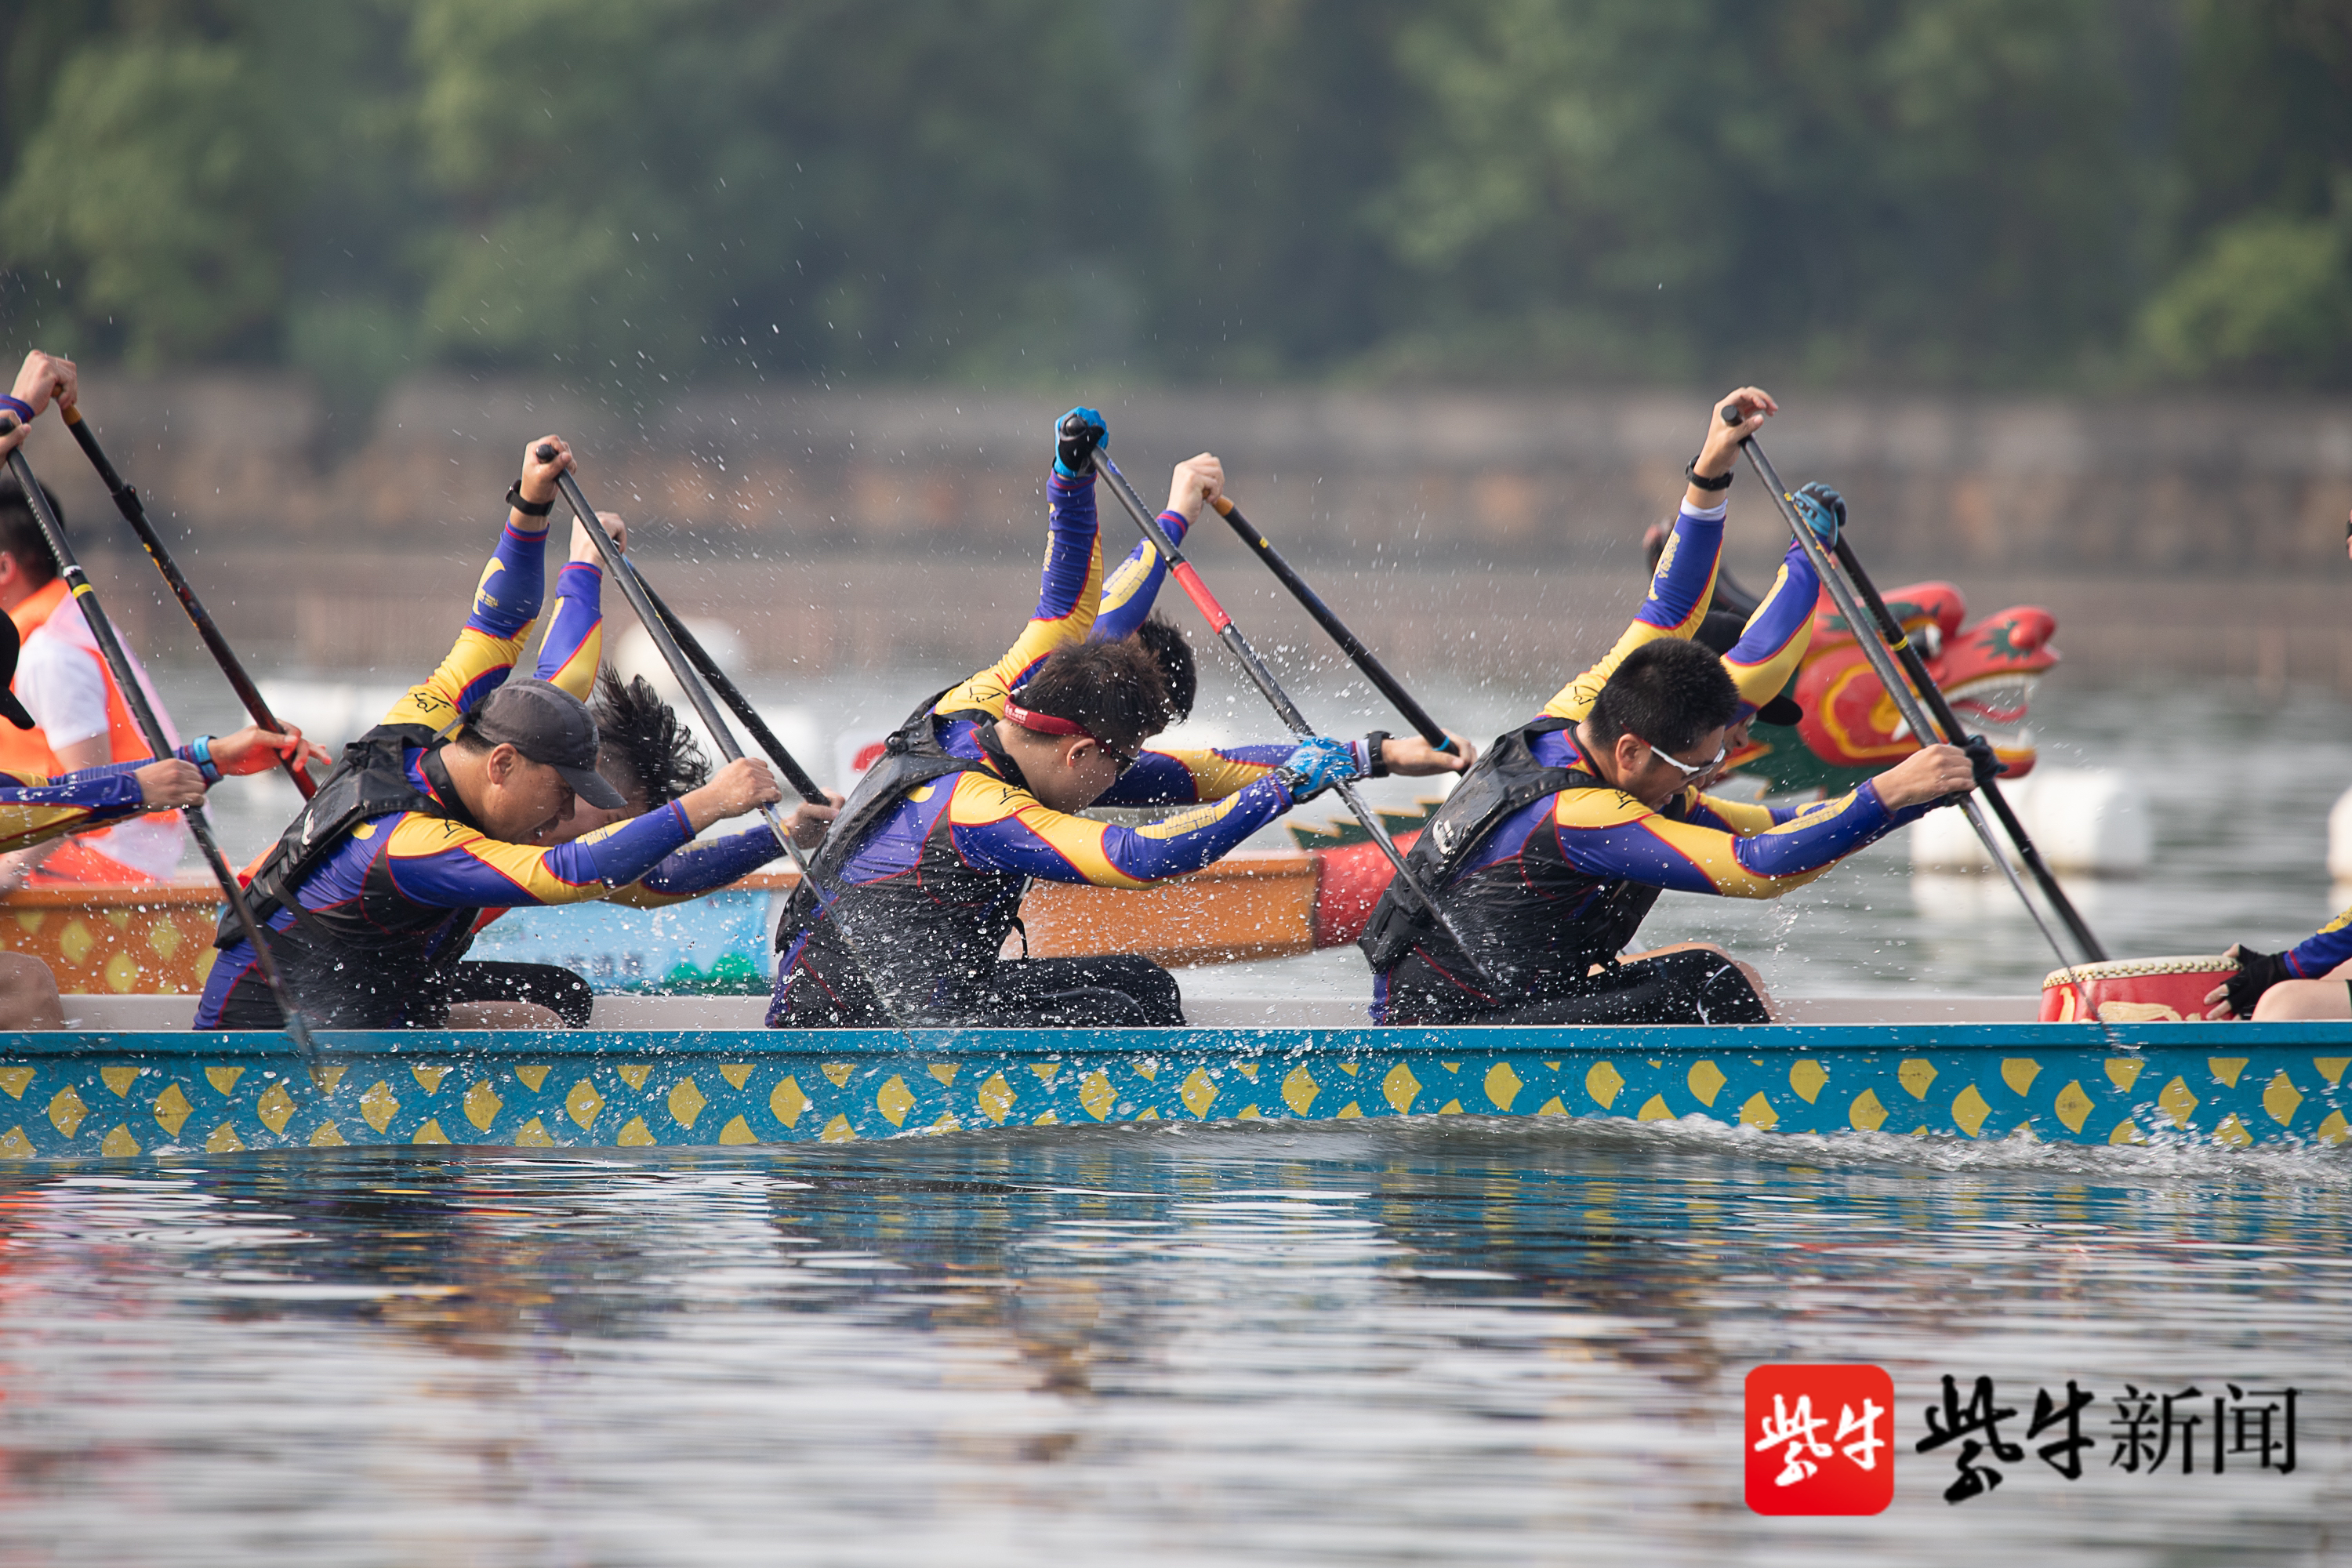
[1000,699,1098,744]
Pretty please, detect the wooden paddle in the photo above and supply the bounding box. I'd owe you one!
[0,423,315,1053]
[59,405,316,797]
[1091,450,1497,986]
[1207,494,1458,753]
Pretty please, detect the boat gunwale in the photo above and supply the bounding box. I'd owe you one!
[6,1018,2352,1062]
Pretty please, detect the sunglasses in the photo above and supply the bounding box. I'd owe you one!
[1635,735,1726,785]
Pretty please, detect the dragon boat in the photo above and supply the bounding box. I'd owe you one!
[0,993,2346,1159]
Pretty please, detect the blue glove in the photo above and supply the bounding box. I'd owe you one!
[1054,407,1108,480]
[1791,481,1845,546]
[1274,736,1360,804]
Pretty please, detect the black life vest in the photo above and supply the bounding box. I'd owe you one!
[1359,717,1680,998]
[771,691,1011,1023]
[208,723,483,1026]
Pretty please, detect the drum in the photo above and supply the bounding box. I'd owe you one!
[2039,954,2238,1022]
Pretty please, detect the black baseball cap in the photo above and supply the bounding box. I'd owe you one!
[1695,609,1804,726]
[0,619,35,731]
[470,677,626,808]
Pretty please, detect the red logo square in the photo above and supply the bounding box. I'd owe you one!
[1745,1363,1896,1515]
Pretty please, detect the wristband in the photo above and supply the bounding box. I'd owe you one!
[1684,458,1734,492]
[1361,732,1392,779]
[189,735,221,783]
[0,395,34,426]
[506,480,555,518]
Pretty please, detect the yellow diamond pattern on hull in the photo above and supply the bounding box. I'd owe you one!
[667,1077,707,1129]
[514,1119,555,1148]
[2207,1058,2249,1089]
[818,1115,855,1143]
[1382,1063,1419,1115]
[1484,1062,1522,1112]
[2314,1057,2349,1087]
[152,1083,192,1138]
[100,1065,138,1098]
[1898,1060,1936,1101]
[100,1124,140,1156]
[0,1127,31,1159]
[1788,1060,1828,1104]
[0,1066,33,1100]
[309,1123,347,1148]
[978,1072,1016,1124]
[2157,1076,2198,1128]
[2001,1059,2041,1096]
[206,1065,244,1097]
[515,1066,550,1092]
[616,1118,656,1147]
[257,1083,296,1134]
[2213,1112,2252,1147]
[206,1123,245,1153]
[1282,1065,1319,1116]
[2263,1072,2302,1127]
[1585,1061,1624,1109]
[617,1065,652,1091]
[360,1081,398,1134]
[1181,1069,1218,1120]
[1080,1070,1115,1122]
[1849,1088,1888,1132]
[718,1116,757,1145]
[1739,1092,1777,1129]
[2316,1110,2350,1145]
[566,1079,602,1131]
[411,1120,448,1145]
[720,1065,753,1091]
[1686,1060,1726,1106]
[2053,1081,2094,1134]
[822,1063,854,1087]
[2106,1058,2144,1091]
[410,1066,448,1094]
[1635,1094,1672,1122]
[463,1080,502,1131]
[1952,1084,1992,1139]
[771,1077,809,1128]
[875,1076,914,1128]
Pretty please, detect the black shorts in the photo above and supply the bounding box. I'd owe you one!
[775,953,1183,1029]
[1385,947,1769,1026]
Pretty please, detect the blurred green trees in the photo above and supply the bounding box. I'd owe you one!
[2,0,2347,390]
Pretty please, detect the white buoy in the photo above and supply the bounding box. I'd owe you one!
[1908,768,2150,876]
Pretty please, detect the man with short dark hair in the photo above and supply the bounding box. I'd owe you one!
[768,415,1465,1030]
[194,437,783,1031]
[1361,389,1984,1026]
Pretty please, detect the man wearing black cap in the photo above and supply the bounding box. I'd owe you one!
[194,437,781,1031]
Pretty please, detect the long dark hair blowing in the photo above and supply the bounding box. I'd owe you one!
[593,666,712,808]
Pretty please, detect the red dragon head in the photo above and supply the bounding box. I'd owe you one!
[1776,583,2056,787]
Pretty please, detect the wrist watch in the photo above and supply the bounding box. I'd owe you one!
[1684,457,1734,492]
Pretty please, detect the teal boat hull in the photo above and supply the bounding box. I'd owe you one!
[2,1022,2349,1157]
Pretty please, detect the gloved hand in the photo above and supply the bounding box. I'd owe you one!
[1791,481,1845,547]
[1960,733,2000,789]
[1274,736,1361,804]
[2209,945,2292,1020]
[1054,406,1108,480]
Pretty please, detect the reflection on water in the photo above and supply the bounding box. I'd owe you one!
[0,1126,2345,1563]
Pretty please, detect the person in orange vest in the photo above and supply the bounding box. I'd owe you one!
[0,468,198,884]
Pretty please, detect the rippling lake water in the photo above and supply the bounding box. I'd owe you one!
[1,1125,2346,1564]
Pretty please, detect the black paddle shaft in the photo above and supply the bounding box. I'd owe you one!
[1209,497,1457,753]
[1719,408,2107,965]
[1824,532,2107,961]
[633,577,827,803]
[60,406,316,797]
[0,433,315,1053]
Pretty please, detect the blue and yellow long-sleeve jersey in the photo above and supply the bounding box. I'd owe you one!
[194,518,722,1025]
[770,474,1305,1023]
[1374,721,1925,1020]
[1542,501,1818,723]
[0,762,158,854]
[534,560,605,698]
[2283,910,2352,981]
[1091,506,1191,644]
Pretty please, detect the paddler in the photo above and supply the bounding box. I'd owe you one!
[0,350,223,886]
[768,410,1470,1029]
[193,438,784,1030]
[1359,387,1992,1025]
